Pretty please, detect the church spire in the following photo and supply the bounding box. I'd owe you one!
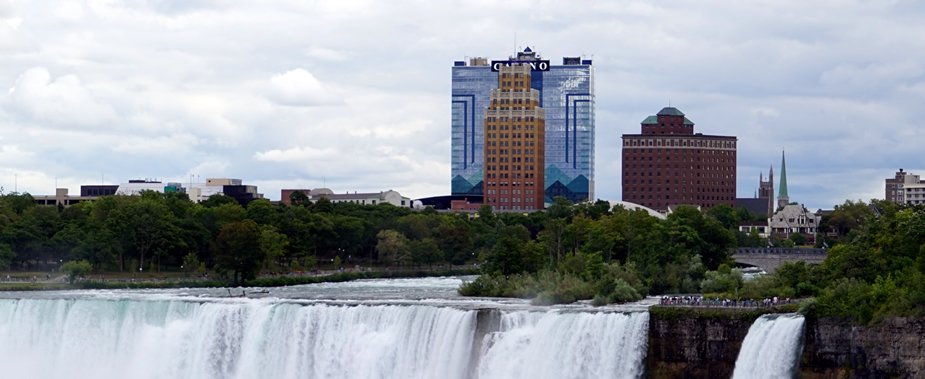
[777,150,789,209]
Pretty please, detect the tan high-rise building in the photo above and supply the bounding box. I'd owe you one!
[483,65,545,211]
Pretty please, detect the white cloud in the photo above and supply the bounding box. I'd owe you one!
[265,68,340,107]
[254,146,337,162]
[8,67,116,126]
[305,47,348,62]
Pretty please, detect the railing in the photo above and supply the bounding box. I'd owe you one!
[732,247,826,256]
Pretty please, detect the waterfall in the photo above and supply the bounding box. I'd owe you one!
[0,297,650,379]
[732,313,805,379]
[0,298,475,379]
[478,311,649,379]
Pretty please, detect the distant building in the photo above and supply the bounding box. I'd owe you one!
[621,106,737,212]
[80,185,119,197]
[452,47,594,203]
[308,188,412,208]
[280,189,311,206]
[885,168,925,205]
[33,188,90,207]
[769,203,820,243]
[415,195,483,211]
[737,166,775,219]
[777,151,790,210]
[901,183,925,206]
[482,64,546,211]
[115,179,183,196]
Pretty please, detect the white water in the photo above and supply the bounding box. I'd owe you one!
[0,299,476,379]
[732,313,806,379]
[0,281,652,379]
[479,311,649,379]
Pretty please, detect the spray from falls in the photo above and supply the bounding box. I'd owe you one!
[732,313,806,379]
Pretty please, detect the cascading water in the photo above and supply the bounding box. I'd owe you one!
[732,313,806,379]
[478,311,650,379]
[0,298,476,379]
[0,295,652,379]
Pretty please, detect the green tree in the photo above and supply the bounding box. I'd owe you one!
[212,220,264,284]
[410,238,443,266]
[61,259,92,284]
[376,229,409,265]
[259,225,289,271]
[288,190,309,206]
[110,198,180,272]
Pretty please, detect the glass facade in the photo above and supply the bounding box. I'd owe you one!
[451,51,595,204]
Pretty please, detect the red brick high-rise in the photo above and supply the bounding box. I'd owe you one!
[483,64,545,211]
[621,107,737,212]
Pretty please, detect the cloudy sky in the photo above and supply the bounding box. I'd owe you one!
[1,0,923,210]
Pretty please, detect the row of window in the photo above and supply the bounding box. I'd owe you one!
[624,187,733,194]
[486,140,538,147]
[486,172,538,179]
[486,181,537,186]
[486,133,537,139]
[487,156,536,163]
[487,123,538,130]
[487,197,538,203]
[486,165,537,171]
[625,149,734,156]
[486,189,537,195]
[627,194,735,201]
[624,139,736,149]
[624,171,735,179]
[486,149,538,155]
[624,179,731,186]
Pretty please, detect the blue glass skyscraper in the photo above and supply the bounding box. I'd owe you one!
[451,48,595,204]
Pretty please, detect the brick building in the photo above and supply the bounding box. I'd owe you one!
[483,64,546,211]
[621,107,737,211]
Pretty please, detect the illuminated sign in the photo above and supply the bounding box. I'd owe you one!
[491,60,550,72]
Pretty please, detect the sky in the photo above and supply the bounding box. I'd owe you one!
[1,0,923,211]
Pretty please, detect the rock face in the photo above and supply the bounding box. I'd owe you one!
[801,317,925,378]
[646,309,756,378]
[647,308,925,379]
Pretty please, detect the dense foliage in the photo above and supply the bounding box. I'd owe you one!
[5,188,921,317]
[711,201,925,324]
[460,199,737,304]
[0,191,471,283]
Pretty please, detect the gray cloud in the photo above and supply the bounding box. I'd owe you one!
[0,0,922,210]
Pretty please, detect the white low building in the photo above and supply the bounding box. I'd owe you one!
[309,188,412,208]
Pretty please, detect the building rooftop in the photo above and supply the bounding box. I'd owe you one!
[657,107,685,116]
[641,109,694,125]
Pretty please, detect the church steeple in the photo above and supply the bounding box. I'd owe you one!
[777,150,789,209]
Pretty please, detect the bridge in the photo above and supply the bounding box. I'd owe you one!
[731,247,827,273]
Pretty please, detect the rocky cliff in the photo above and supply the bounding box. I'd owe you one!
[646,307,925,379]
[801,317,925,378]
[646,307,761,378]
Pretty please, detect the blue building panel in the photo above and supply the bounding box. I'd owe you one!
[451,51,595,204]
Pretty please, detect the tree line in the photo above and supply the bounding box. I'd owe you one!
[4,188,919,314]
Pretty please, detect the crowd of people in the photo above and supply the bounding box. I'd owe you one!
[659,295,793,307]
